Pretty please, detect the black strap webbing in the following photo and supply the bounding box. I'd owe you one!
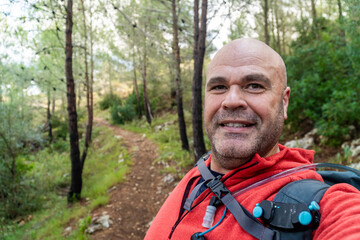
[195,158,277,240]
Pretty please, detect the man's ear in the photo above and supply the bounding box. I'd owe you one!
[283,87,290,120]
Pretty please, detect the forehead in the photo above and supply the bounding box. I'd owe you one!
[206,40,285,84]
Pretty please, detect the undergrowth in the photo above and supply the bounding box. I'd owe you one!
[2,126,131,240]
[2,110,208,239]
[123,110,211,177]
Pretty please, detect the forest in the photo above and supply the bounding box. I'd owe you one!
[1,0,360,239]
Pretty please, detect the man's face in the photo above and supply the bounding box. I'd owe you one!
[204,39,290,172]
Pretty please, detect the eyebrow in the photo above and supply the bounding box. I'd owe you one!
[206,73,271,90]
[243,74,271,87]
[206,76,227,90]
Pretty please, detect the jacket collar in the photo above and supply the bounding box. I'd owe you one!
[205,144,315,184]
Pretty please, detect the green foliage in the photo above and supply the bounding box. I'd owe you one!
[78,215,92,235]
[109,89,158,125]
[0,99,44,219]
[285,13,360,145]
[99,93,122,110]
[2,126,131,239]
[51,115,68,141]
[110,102,137,125]
[125,90,144,116]
[0,160,42,219]
[329,145,353,165]
[123,111,194,171]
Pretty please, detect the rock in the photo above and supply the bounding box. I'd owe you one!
[86,223,103,234]
[349,162,360,170]
[114,135,123,139]
[345,138,360,158]
[85,215,113,234]
[98,215,112,228]
[341,138,360,161]
[352,145,360,158]
[304,128,318,138]
[18,220,25,226]
[162,174,175,184]
[107,186,116,193]
[155,125,163,132]
[284,129,317,149]
[285,137,314,149]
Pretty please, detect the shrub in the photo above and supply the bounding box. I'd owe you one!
[99,93,122,110]
[51,115,68,140]
[0,157,42,219]
[285,17,359,145]
[110,103,137,125]
[0,102,43,219]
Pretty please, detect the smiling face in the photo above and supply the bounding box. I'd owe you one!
[204,38,290,174]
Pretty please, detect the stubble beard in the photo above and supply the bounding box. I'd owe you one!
[206,103,284,171]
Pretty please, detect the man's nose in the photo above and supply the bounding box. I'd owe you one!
[221,86,248,110]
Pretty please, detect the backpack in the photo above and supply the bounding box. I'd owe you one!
[187,153,360,240]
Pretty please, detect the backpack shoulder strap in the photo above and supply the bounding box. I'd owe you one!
[272,179,330,240]
[274,179,330,204]
[318,170,360,189]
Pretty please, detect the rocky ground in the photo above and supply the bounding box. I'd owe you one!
[84,118,188,240]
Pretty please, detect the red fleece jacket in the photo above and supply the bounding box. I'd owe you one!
[145,145,360,240]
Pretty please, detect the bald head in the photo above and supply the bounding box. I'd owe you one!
[204,38,291,173]
[207,38,287,89]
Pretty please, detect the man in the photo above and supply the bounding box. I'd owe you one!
[145,38,360,239]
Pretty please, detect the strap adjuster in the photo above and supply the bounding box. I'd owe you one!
[206,175,230,199]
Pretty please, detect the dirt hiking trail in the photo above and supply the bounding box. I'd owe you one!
[88,118,185,240]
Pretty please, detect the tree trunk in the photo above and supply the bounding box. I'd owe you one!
[89,15,94,143]
[170,74,177,107]
[337,0,345,39]
[274,0,282,54]
[310,0,318,38]
[337,0,343,21]
[263,0,270,45]
[65,0,82,202]
[192,0,207,161]
[80,0,92,169]
[141,26,153,125]
[47,89,53,144]
[132,29,142,118]
[77,78,81,110]
[281,13,286,54]
[172,0,189,151]
[311,0,317,22]
[108,61,113,96]
[52,93,56,115]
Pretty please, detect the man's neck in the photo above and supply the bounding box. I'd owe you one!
[210,144,280,175]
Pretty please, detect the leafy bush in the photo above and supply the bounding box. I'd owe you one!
[51,115,68,140]
[110,103,137,125]
[285,15,359,145]
[109,89,158,125]
[0,102,44,219]
[125,88,158,116]
[125,91,143,116]
[0,157,42,219]
[99,93,122,110]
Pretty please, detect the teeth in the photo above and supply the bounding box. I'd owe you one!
[224,123,249,128]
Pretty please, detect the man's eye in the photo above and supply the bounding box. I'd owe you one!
[247,84,264,91]
[211,85,227,91]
